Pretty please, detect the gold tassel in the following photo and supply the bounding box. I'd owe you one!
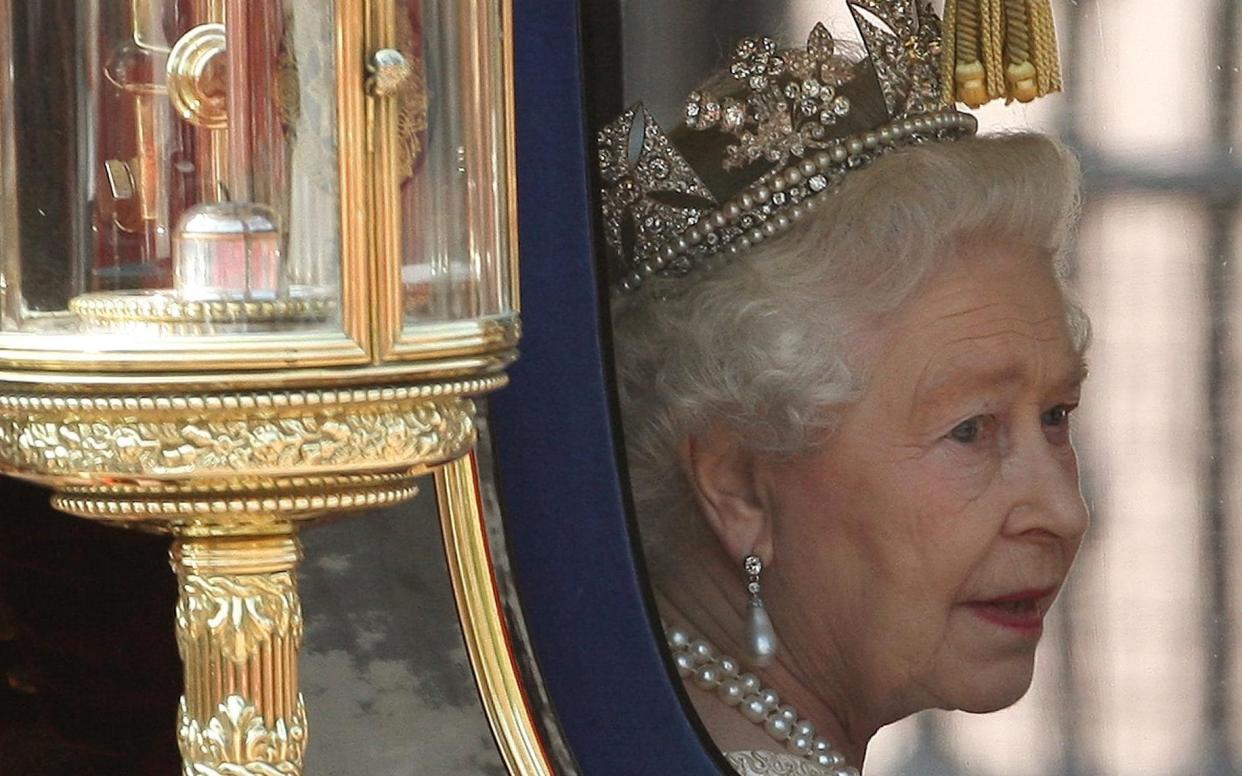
[942,0,984,108]
[981,0,1006,100]
[940,0,1063,108]
[1004,0,1038,101]
[940,0,958,105]
[1028,0,1063,96]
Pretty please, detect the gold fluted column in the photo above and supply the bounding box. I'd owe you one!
[172,531,308,776]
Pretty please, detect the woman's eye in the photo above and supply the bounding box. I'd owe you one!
[1042,404,1075,427]
[948,417,985,443]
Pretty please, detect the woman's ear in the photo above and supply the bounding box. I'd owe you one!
[679,427,774,565]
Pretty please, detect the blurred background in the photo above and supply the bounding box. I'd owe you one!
[605,0,1242,773]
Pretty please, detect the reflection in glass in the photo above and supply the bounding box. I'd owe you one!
[0,0,341,338]
[299,487,506,775]
[399,0,512,326]
[296,409,578,775]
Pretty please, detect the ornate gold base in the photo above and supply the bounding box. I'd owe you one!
[0,378,499,490]
[173,533,308,776]
[0,375,499,774]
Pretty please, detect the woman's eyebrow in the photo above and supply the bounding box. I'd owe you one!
[905,360,1026,425]
[1064,359,1090,389]
[913,355,1087,419]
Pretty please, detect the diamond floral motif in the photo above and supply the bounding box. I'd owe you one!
[786,77,839,125]
[785,22,840,84]
[683,23,855,171]
[730,36,786,91]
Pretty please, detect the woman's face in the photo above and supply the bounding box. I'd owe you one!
[763,241,1088,724]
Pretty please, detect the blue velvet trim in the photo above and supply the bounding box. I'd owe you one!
[488,2,723,773]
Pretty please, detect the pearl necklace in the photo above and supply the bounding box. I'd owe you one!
[666,624,860,776]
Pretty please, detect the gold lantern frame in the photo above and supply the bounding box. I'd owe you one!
[0,1,552,773]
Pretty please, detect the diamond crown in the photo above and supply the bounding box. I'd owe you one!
[600,1,978,296]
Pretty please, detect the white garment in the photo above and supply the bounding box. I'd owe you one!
[726,750,839,775]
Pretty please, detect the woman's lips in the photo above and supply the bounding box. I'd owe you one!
[963,587,1056,636]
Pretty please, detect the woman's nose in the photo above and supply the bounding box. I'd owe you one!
[1004,433,1090,543]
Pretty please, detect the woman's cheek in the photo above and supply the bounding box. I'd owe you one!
[926,444,1001,503]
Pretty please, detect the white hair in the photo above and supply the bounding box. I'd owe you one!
[611,133,1087,570]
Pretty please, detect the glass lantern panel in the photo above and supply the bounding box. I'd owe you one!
[398,0,513,326]
[0,0,343,341]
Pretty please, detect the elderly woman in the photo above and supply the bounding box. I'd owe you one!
[604,9,1089,776]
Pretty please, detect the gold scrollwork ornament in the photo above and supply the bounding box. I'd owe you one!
[1,397,476,477]
[178,695,307,776]
[176,573,302,663]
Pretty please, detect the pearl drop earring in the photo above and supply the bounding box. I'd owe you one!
[743,554,778,666]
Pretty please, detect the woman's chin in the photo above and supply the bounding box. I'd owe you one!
[944,659,1037,714]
